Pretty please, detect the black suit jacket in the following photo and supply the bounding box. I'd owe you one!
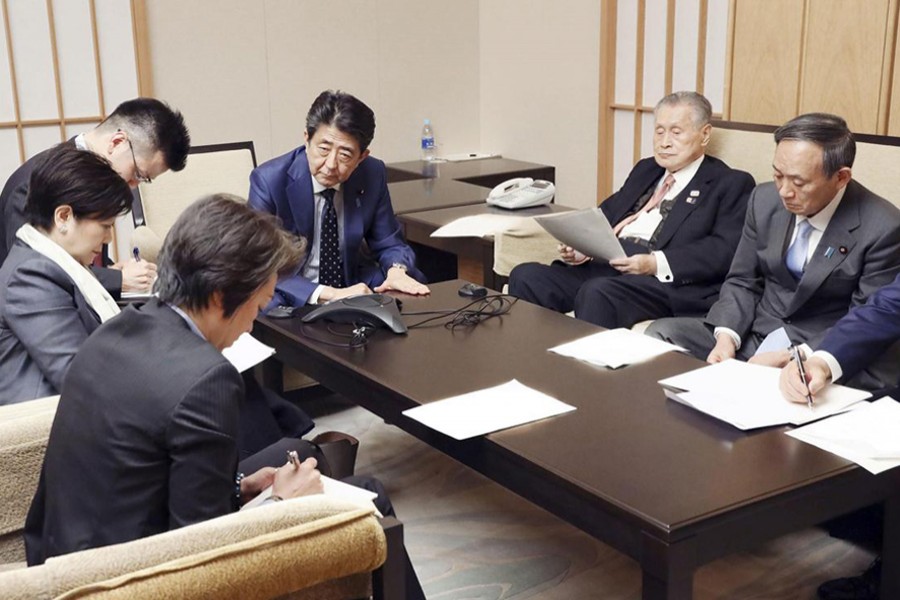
[25,300,243,565]
[0,140,123,297]
[600,155,755,313]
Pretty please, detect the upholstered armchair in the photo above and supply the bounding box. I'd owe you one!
[0,397,404,600]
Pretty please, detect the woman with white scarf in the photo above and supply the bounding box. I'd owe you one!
[0,145,132,405]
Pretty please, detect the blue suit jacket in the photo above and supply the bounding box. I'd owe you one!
[818,272,900,383]
[248,146,424,306]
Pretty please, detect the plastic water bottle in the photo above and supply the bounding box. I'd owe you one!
[421,119,435,161]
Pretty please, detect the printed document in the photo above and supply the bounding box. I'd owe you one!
[549,328,687,368]
[431,214,528,238]
[534,208,626,261]
[659,359,870,430]
[787,398,900,474]
[402,379,576,440]
[222,332,276,373]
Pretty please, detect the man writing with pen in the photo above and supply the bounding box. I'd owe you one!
[647,113,900,392]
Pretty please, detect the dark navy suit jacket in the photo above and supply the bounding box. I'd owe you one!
[249,146,424,306]
[817,272,900,383]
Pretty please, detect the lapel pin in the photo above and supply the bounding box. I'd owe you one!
[689,190,700,196]
[839,246,848,255]
[824,246,835,258]
[686,190,700,204]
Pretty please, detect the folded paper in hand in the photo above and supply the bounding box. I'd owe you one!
[222,332,276,373]
[534,208,626,261]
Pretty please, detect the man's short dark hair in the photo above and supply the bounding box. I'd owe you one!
[774,113,855,177]
[25,144,133,230]
[305,90,376,152]
[98,98,191,172]
[156,195,305,317]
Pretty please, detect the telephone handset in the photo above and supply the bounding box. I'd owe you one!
[486,177,555,210]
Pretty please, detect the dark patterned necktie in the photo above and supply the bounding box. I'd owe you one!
[319,188,344,287]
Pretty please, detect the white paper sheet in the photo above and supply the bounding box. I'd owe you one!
[241,475,380,513]
[402,379,576,440]
[534,208,626,261]
[430,214,528,238]
[221,332,276,373]
[787,398,900,474]
[659,359,870,430]
[549,328,687,369]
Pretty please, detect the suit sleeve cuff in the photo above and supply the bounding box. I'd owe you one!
[308,285,324,305]
[714,327,742,351]
[812,350,842,382]
[653,251,674,283]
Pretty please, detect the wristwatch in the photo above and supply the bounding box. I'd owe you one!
[390,262,408,272]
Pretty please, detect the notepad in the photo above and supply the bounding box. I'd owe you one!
[241,476,380,513]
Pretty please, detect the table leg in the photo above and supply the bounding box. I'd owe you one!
[640,532,696,600]
[881,494,900,599]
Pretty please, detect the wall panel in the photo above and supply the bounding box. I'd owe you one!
[729,0,804,125]
[54,0,98,118]
[800,0,890,132]
[7,0,56,120]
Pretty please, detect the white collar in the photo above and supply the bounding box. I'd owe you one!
[799,185,847,231]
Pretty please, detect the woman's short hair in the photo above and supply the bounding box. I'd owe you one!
[156,194,305,317]
[25,144,133,229]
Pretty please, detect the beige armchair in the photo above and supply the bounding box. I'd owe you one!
[0,397,404,600]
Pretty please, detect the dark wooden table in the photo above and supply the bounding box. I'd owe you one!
[386,157,555,189]
[255,281,900,599]
[387,178,489,216]
[399,202,572,289]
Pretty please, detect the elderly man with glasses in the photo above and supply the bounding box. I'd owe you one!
[0,97,190,298]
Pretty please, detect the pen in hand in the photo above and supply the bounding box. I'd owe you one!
[132,247,141,262]
[789,344,814,408]
[286,450,300,469]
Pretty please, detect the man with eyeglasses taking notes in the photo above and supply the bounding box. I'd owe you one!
[0,97,190,298]
[249,90,429,308]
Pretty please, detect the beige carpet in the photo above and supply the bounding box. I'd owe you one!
[309,401,875,599]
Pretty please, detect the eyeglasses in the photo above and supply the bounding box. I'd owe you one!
[127,139,153,184]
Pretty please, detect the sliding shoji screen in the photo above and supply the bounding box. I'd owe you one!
[0,0,148,259]
[598,0,731,198]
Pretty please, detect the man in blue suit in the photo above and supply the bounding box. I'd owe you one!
[781,272,900,401]
[778,278,900,599]
[249,90,429,307]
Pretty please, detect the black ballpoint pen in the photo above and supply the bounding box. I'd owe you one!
[789,344,814,408]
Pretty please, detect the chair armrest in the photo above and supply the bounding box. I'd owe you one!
[0,497,386,599]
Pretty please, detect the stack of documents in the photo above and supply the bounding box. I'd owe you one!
[222,333,276,373]
[659,359,871,430]
[786,398,900,474]
[534,208,626,261]
[431,214,528,238]
[402,379,575,440]
[549,328,687,368]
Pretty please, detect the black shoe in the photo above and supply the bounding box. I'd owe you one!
[817,558,881,600]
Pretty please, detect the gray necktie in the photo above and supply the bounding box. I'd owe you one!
[785,219,813,280]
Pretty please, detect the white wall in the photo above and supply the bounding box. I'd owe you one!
[144,0,481,165]
[479,0,602,209]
